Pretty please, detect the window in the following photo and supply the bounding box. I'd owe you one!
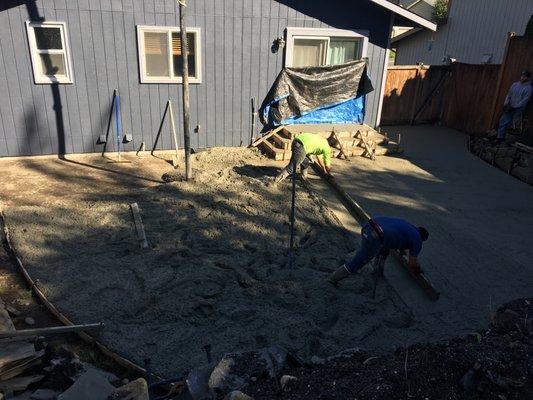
[26,21,73,84]
[285,28,368,68]
[137,25,201,84]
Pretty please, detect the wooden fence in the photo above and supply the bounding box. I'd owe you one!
[440,63,500,133]
[381,35,533,134]
[381,66,448,125]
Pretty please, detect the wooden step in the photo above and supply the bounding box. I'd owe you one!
[260,139,290,161]
[271,132,291,150]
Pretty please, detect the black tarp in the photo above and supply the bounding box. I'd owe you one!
[259,60,374,126]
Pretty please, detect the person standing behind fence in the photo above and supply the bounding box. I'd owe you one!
[497,70,532,143]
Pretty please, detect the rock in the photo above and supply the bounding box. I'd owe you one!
[107,378,149,400]
[310,356,325,365]
[279,375,297,390]
[58,369,115,400]
[186,362,217,400]
[223,391,254,400]
[162,171,184,183]
[24,317,36,326]
[460,363,481,394]
[491,309,520,333]
[30,389,59,400]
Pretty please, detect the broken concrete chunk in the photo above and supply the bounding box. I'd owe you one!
[223,391,254,400]
[208,346,288,394]
[58,369,115,400]
[6,305,21,317]
[30,389,59,400]
[24,317,36,326]
[107,378,148,400]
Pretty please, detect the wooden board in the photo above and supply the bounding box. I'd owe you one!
[311,164,440,301]
[0,343,36,372]
[130,203,149,249]
[0,374,44,392]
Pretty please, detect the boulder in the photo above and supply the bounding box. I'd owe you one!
[491,308,520,333]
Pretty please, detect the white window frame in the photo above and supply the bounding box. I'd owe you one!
[137,25,202,84]
[285,27,369,68]
[25,21,73,84]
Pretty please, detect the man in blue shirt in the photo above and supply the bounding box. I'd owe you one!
[328,216,429,284]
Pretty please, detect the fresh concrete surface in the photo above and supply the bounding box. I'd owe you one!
[314,125,533,344]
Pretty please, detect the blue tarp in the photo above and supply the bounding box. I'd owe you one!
[280,95,365,125]
[259,60,374,127]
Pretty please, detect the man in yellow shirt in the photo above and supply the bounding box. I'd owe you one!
[273,133,332,184]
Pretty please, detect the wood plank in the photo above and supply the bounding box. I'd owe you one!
[130,203,149,249]
[250,126,283,147]
[310,164,440,301]
[0,343,36,371]
[0,353,43,381]
[0,374,44,392]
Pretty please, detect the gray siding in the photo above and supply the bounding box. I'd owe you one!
[395,0,533,65]
[0,0,391,157]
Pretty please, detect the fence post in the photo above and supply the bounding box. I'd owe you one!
[489,32,515,129]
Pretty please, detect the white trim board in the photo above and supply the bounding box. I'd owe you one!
[369,0,437,31]
[284,27,370,68]
[136,25,202,84]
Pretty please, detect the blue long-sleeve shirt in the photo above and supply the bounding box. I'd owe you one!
[505,81,532,109]
[372,217,423,256]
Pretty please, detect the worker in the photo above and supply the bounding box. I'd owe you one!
[272,133,332,184]
[328,216,429,284]
[497,70,532,142]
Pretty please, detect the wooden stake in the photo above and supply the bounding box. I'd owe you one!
[179,0,192,180]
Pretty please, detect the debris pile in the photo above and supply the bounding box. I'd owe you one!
[470,137,533,184]
[178,298,532,400]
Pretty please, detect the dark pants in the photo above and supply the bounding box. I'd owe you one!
[285,140,310,175]
[498,106,525,139]
[346,224,385,273]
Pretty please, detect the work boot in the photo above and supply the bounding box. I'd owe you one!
[273,169,290,184]
[327,265,350,285]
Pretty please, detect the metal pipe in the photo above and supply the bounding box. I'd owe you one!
[0,323,104,339]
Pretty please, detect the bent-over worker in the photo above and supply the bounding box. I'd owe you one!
[328,216,429,284]
[273,133,332,184]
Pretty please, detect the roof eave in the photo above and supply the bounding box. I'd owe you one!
[369,0,437,31]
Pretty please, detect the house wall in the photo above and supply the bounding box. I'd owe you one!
[395,0,533,66]
[0,0,390,157]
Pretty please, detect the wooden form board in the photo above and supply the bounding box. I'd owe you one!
[311,164,440,301]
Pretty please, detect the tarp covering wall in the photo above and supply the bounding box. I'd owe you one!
[259,60,374,126]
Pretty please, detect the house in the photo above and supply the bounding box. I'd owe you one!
[393,0,533,65]
[0,0,434,158]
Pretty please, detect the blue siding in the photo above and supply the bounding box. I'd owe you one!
[0,0,391,157]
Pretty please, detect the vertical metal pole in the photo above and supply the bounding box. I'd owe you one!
[250,98,256,146]
[289,158,297,268]
[115,90,122,161]
[179,0,192,180]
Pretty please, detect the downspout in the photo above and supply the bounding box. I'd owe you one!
[375,12,395,128]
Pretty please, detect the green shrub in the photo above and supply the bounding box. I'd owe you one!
[432,0,449,24]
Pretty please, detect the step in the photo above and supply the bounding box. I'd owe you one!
[271,132,291,150]
[260,139,290,161]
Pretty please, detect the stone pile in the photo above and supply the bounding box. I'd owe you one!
[470,137,533,184]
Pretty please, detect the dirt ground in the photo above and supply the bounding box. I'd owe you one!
[0,148,413,376]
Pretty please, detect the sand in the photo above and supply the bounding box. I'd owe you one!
[1,148,412,376]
